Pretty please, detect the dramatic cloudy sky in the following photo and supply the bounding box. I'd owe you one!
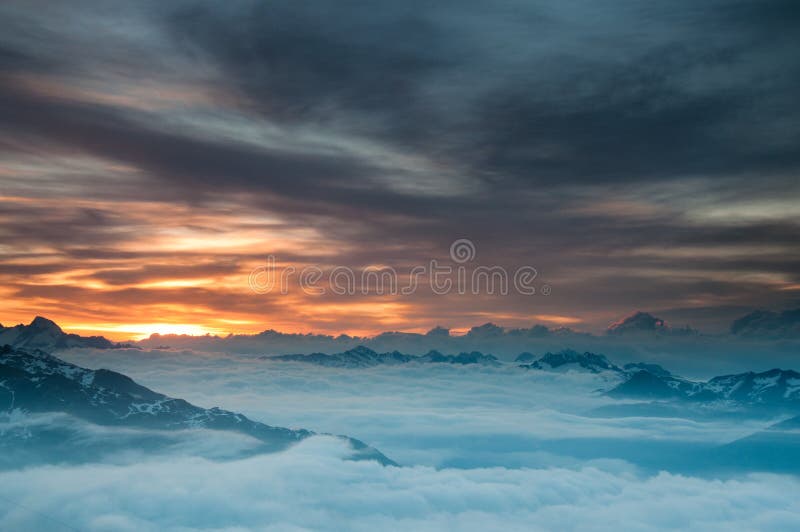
[1,0,799,338]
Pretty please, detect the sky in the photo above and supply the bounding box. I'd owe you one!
[1,0,799,339]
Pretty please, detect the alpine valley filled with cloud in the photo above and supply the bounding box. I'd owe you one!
[3,313,800,530]
[2,0,800,530]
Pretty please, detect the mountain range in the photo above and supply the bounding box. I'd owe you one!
[515,349,800,413]
[130,308,800,357]
[4,315,800,417]
[608,367,800,409]
[266,344,800,416]
[0,344,394,466]
[4,316,800,475]
[7,311,800,368]
[512,349,800,411]
[267,343,800,410]
[268,345,500,367]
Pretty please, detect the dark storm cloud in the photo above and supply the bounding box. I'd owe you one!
[2,0,798,216]
[168,1,455,122]
[166,0,800,184]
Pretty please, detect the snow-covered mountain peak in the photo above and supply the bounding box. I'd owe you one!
[521,349,622,374]
[0,345,394,465]
[29,316,64,333]
[0,316,117,351]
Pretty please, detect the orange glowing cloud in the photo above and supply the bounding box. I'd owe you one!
[531,314,583,325]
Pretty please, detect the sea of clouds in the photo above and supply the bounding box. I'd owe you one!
[57,348,774,468]
[2,435,800,531]
[1,347,798,530]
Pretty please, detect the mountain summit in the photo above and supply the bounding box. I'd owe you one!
[519,349,622,373]
[0,316,117,351]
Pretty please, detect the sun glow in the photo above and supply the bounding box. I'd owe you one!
[532,314,583,325]
[70,323,217,341]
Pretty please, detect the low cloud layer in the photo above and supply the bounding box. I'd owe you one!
[59,348,773,468]
[2,344,797,530]
[1,436,799,531]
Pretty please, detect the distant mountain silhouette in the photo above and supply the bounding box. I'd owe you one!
[606,311,697,336]
[268,345,499,367]
[730,308,800,338]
